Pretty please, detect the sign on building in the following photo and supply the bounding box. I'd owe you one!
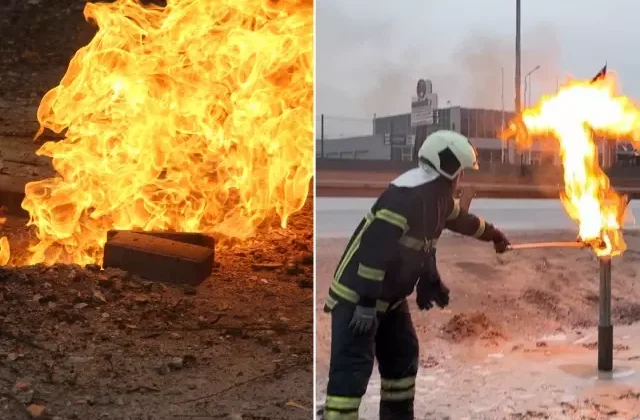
[383,133,407,146]
[411,79,438,127]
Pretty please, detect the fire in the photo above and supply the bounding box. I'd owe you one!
[508,73,640,257]
[0,216,8,266]
[12,0,313,266]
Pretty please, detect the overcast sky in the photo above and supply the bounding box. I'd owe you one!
[316,0,640,129]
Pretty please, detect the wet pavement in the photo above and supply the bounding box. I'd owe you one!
[317,324,640,419]
[317,198,640,238]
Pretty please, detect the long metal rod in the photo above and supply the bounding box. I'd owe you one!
[507,241,587,251]
[598,257,613,372]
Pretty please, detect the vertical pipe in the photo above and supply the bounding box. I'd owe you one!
[598,257,613,372]
[512,0,522,165]
[523,74,528,108]
[501,67,505,163]
[390,119,394,161]
[320,114,325,158]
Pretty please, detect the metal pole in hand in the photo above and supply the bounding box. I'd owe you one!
[598,257,613,372]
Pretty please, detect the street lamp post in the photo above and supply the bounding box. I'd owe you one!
[523,65,540,164]
[524,65,541,107]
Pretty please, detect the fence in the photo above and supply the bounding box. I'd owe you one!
[315,107,640,169]
[315,115,373,140]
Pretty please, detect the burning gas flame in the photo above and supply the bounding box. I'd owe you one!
[0,216,8,266]
[505,73,640,257]
[10,0,313,266]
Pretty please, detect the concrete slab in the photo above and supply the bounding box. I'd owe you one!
[103,231,214,286]
[106,230,215,250]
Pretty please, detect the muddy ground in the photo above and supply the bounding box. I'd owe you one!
[316,229,640,419]
[0,197,313,420]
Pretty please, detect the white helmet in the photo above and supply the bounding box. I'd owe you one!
[417,130,479,180]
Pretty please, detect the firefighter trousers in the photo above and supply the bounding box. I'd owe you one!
[324,299,419,420]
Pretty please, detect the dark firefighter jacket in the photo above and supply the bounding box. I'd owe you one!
[325,176,500,312]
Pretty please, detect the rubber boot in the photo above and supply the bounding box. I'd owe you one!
[380,399,414,420]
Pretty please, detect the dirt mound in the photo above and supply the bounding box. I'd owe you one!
[440,312,506,343]
[522,287,560,313]
[613,301,640,325]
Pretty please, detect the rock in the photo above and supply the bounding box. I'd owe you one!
[86,264,102,272]
[26,404,46,418]
[0,267,11,280]
[150,282,165,293]
[299,253,313,265]
[38,293,56,304]
[14,380,30,391]
[297,278,313,289]
[156,363,170,375]
[67,356,94,365]
[134,294,149,303]
[74,302,89,310]
[68,270,84,281]
[97,276,114,288]
[16,389,34,404]
[93,290,107,304]
[251,262,282,271]
[285,264,304,275]
[7,352,18,361]
[168,357,184,369]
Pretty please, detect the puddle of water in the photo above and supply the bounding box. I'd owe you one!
[558,363,637,382]
[544,334,567,342]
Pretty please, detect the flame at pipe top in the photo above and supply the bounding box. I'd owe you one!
[506,72,640,257]
[1,0,313,267]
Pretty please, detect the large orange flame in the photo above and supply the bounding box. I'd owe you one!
[3,0,313,266]
[507,73,640,257]
[0,216,8,266]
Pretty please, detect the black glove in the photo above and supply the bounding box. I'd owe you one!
[416,281,435,311]
[416,278,450,310]
[433,280,450,308]
[492,228,510,254]
[349,305,377,335]
[416,253,450,310]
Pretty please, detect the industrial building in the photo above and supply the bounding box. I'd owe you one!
[316,106,635,168]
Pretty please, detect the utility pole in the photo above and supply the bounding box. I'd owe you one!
[320,114,324,158]
[512,0,522,165]
[501,66,505,163]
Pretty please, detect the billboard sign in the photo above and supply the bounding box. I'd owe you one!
[411,79,437,127]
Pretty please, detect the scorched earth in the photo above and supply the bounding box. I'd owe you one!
[0,197,313,420]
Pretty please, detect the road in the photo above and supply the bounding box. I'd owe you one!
[316,198,640,238]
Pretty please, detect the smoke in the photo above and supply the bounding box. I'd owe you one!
[317,4,563,118]
[451,24,562,110]
[359,24,561,116]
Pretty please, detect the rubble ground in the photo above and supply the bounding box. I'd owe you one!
[316,229,640,419]
[0,197,313,420]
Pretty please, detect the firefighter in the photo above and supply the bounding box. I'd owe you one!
[322,130,510,420]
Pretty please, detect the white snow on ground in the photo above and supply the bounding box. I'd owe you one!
[316,198,640,239]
